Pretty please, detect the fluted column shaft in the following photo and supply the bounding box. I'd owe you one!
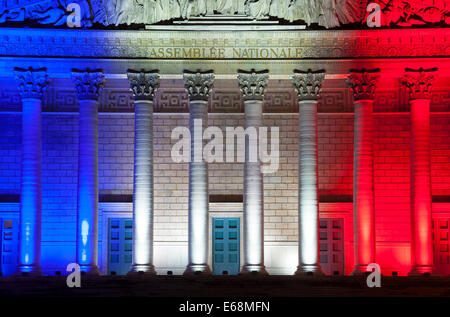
[297,100,320,272]
[72,69,104,275]
[183,70,214,275]
[410,98,432,274]
[293,70,325,275]
[15,67,48,275]
[20,99,43,274]
[238,69,269,275]
[128,70,160,274]
[353,99,376,273]
[403,67,437,275]
[77,99,99,273]
[132,100,155,273]
[187,100,209,273]
[242,100,266,274]
[347,69,379,274]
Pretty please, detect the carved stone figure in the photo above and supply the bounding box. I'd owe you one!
[373,0,449,26]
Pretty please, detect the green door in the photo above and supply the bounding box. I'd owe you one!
[213,218,240,275]
[0,218,19,276]
[108,218,133,275]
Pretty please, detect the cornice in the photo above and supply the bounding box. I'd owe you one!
[0,28,449,59]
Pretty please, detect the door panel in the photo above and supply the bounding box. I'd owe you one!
[433,219,450,276]
[319,218,345,275]
[213,218,240,275]
[0,218,19,276]
[108,218,133,275]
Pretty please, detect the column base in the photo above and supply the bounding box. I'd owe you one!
[128,264,156,276]
[16,265,42,277]
[351,264,371,276]
[295,264,324,276]
[79,265,100,276]
[183,264,212,275]
[240,265,268,275]
[408,265,436,276]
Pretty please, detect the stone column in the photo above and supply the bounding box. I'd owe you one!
[237,69,269,275]
[127,69,160,274]
[292,69,326,275]
[72,69,105,275]
[403,67,438,275]
[14,67,49,275]
[183,70,215,275]
[346,68,380,275]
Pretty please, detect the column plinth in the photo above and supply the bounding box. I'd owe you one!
[72,69,104,275]
[127,70,160,275]
[15,67,49,276]
[292,69,325,276]
[347,69,379,275]
[183,70,214,275]
[238,69,269,276]
[403,67,438,276]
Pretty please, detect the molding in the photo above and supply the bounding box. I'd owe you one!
[1,28,450,60]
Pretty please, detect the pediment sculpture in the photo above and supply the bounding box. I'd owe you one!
[0,0,448,29]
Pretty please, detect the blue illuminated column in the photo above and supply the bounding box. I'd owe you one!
[127,69,160,274]
[292,69,325,275]
[14,67,49,275]
[72,69,105,275]
[237,69,269,275]
[183,70,215,275]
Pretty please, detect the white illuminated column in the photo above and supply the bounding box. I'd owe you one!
[127,70,160,274]
[238,69,269,275]
[183,70,215,275]
[403,68,437,275]
[14,67,49,275]
[72,69,105,275]
[347,69,380,275]
[292,69,325,275]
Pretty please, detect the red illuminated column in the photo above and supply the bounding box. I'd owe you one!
[127,70,160,274]
[14,67,49,276]
[403,67,438,275]
[292,69,325,275]
[237,69,269,275]
[347,69,380,275]
[72,69,105,275]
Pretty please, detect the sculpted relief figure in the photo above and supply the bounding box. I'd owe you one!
[375,0,450,26]
[0,0,448,28]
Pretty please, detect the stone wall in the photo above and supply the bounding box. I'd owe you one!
[0,111,450,274]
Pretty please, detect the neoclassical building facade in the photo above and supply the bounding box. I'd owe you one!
[0,1,450,277]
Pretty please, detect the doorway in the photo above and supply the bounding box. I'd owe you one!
[319,218,345,275]
[0,218,19,276]
[212,217,240,275]
[433,219,450,276]
[107,218,133,275]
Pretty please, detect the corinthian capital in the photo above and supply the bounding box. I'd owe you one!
[237,69,269,101]
[402,67,438,100]
[346,68,380,101]
[292,69,326,101]
[71,68,105,101]
[183,70,215,101]
[127,69,160,101]
[14,67,49,99]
